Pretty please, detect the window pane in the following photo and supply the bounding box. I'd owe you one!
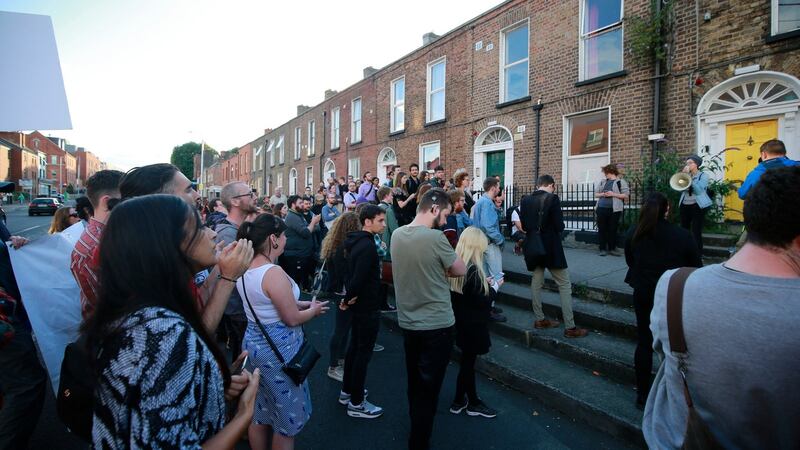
[504,62,529,101]
[430,62,445,91]
[394,79,404,103]
[583,0,621,33]
[569,110,609,156]
[353,100,361,120]
[778,0,800,34]
[430,91,445,121]
[505,24,529,64]
[583,28,622,79]
[567,153,608,185]
[422,144,440,171]
[394,105,405,130]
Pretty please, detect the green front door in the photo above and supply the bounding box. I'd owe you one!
[485,151,505,187]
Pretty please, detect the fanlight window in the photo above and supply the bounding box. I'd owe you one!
[480,129,512,145]
[380,148,396,163]
[706,80,799,113]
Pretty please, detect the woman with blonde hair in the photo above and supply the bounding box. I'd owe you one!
[448,227,500,419]
[48,206,79,234]
[320,212,362,381]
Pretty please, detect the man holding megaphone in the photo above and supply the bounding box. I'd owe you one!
[677,155,712,253]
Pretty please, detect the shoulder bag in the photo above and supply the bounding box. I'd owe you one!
[241,270,320,386]
[666,267,725,450]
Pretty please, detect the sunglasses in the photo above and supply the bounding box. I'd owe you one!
[69,213,79,218]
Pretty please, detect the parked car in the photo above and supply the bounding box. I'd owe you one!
[28,198,61,216]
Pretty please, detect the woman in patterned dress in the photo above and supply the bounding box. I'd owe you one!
[84,194,260,449]
[236,213,329,450]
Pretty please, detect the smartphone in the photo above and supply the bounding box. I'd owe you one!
[232,355,249,376]
[496,272,505,282]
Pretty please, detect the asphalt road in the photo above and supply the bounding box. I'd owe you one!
[6,205,637,449]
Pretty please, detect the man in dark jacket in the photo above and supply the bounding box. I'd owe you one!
[280,195,321,290]
[340,204,386,419]
[520,175,588,338]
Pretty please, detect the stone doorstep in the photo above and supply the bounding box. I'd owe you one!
[379,313,646,447]
[503,268,634,308]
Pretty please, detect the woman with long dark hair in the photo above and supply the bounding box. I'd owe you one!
[319,212,362,381]
[391,171,416,226]
[236,213,329,450]
[624,192,702,407]
[84,195,259,448]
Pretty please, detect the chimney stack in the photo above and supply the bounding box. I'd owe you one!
[423,32,440,46]
[363,66,379,79]
[297,105,311,116]
[264,128,272,135]
[324,89,339,100]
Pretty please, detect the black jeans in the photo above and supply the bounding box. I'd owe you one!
[403,326,455,450]
[454,351,479,404]
[279,254,315,290]
[218,315,248,359]
[0,322,47,449]
[328,296,352,368]
[680,203,705,254]
[633,285,656,401]
[342,310,381,405]
[595,207,621,251]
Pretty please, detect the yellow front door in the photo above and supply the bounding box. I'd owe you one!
[724,119,779,221]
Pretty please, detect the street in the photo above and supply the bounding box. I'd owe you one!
[3,202,60,241]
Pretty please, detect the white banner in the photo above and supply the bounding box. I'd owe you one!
[8,227,82,394]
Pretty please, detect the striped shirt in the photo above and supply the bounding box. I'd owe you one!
[70,217,104,319]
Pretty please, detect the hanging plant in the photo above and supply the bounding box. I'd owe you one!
[626,0,672,65]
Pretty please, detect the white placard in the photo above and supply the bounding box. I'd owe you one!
[0,11,72,130]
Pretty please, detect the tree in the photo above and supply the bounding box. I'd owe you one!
[170,142,218,180]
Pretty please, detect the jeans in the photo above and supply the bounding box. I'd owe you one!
[403,326,455,450]
[328,295,351,368]
[483,243,503,280]
[595,207,621,251]
[342,311,381,406]
[530,267,575,329]
[0,323,47,449]
[680,203,705,254]
[633,285,656,401]
[454,351,478,404]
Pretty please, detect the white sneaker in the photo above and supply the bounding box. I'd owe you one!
[327,366,344,382]
[338,389,368,405]
[373,343,385,352]
[347,400,383,419]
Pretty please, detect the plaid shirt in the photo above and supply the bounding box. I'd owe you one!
[71,217,105,319]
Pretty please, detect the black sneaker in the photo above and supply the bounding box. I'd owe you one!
[492,306,504,314]
[449,395,468,414]
[489,311,507,322]
[466,400,498,418]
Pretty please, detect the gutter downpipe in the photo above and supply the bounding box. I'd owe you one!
[650,0,663,192]
[532,98,543,181]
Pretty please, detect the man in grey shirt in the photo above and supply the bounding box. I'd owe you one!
[644,166,800,449]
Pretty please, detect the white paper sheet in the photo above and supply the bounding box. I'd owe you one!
[7,234,81,393]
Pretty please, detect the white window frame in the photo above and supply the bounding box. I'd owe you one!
[348,158,360,178]
[288,168,298,195]
[390,76,405,133]
[331,107,340,149]
[418,141,441,172]
[267,139,275,167]
[561,106,612,186]
[499,20,530,103]
[278,135,285,164]
[426,57,446,123]
[305,166,313,189]
[294,127,302,160]
[351,98,362,143]
[578,0,624,82]
[51,155,58,164]
[277,172,283,191]
[772,0,800,35]
[308,120,316,156]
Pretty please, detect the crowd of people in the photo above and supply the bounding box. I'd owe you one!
[0,138,798,449]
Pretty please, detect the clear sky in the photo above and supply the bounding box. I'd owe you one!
[2,0,501,170]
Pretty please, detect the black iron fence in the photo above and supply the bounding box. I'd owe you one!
[472,182,645,232]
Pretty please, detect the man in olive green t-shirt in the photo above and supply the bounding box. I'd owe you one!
[390,189,466,450]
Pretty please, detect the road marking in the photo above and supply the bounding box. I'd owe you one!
[11,224,45,234]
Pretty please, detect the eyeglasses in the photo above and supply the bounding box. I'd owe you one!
[233,192,255,199]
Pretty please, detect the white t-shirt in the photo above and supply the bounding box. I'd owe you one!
[236,263,301,324]
[511,209,520,235]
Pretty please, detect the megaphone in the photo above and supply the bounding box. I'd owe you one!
[669,172,692,191]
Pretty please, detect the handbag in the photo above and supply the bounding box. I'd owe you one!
[56,333,98,442]
[666,268,725,450]
[241,271,320,386]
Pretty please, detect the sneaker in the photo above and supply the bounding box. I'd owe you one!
[347,400,384,419]
[489,311,507,322]
[599,250,608,256]
[373,343,385,352]
[327,366,344,382]
[534,319,560,329]
[466,400,498,418]
[564,327,589,338]
[380,304,397,312]
[492,306,504,314]
[338,389,369,405]
[449,395,468,414]
[608,249,622,257]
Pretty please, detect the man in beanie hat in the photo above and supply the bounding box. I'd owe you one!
[678,155,712,253]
